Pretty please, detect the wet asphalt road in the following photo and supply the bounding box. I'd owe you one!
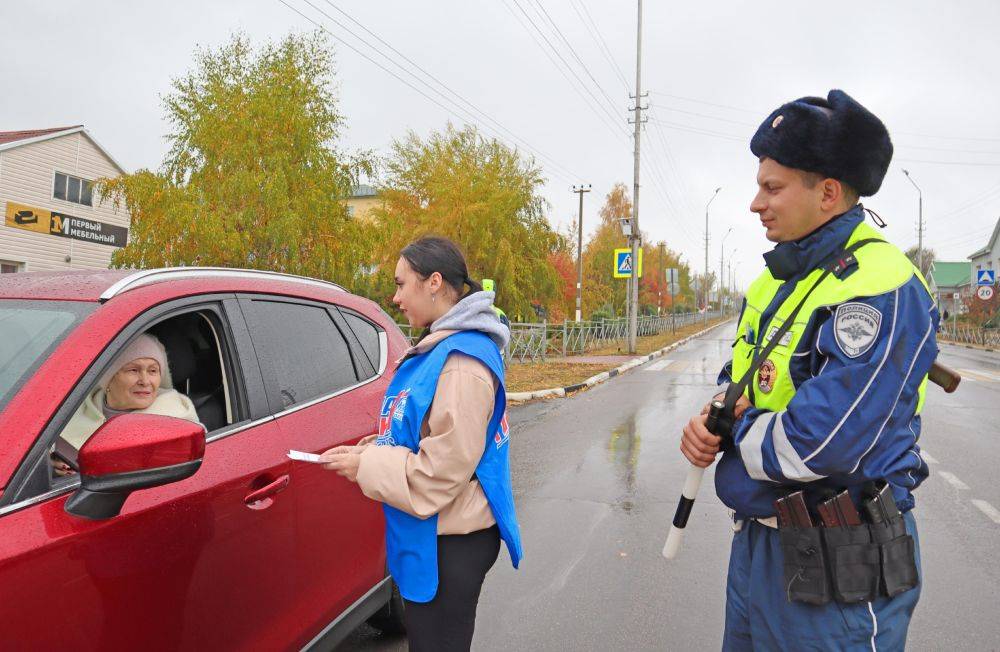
[339,328,1000,651]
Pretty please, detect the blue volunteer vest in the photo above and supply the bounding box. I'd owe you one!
[376,330,522,602]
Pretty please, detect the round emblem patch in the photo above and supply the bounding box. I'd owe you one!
[758,359,777,394]
[834,302,882,358]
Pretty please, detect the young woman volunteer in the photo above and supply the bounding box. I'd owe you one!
[321,236,522,652]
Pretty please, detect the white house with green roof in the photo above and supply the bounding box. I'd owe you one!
[969,216,1000,280]
[929,260,971,316]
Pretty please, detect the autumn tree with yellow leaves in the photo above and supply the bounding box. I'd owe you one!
[99,32,373,284]
[369,124,561,320]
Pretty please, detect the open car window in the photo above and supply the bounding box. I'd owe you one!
[52,309,238,477]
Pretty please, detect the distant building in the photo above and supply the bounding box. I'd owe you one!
[928,261,971,316]
[968,216,1000,278]
[0,125,128,273]
[345,184,381,222]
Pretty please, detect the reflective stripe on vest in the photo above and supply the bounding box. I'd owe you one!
[732,221,932,414]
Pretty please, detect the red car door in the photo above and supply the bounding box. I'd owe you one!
[0,298,299,651]
[239,296,387,644]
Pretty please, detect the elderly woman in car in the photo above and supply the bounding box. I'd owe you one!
[54,334,201,475]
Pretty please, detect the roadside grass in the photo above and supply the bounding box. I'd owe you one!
[505,317,732,393]
[586,317,730,356]
[506,363,611,394]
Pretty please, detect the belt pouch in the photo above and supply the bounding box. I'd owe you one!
[779,526,831,605]
[869,517,918,597]
[822,525,879,603]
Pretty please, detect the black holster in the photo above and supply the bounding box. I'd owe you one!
[779,526,832,605]
[869,515,919,597]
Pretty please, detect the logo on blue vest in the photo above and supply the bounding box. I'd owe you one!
[378,391,409,446]
[494,411,510,449]
[834,302,881,358]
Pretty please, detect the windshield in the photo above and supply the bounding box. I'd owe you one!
[0,300,96,413]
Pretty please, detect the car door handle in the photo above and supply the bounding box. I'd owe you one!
[244,475,290,506]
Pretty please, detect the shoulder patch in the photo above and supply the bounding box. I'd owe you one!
[834,303,882,358]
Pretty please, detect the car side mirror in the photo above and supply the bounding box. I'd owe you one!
[64,413,206,520]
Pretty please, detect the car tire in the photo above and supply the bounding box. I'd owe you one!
[366,580,406,635]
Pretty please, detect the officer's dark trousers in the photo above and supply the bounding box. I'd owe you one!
[403,525,501,652]
[723,511,921,651]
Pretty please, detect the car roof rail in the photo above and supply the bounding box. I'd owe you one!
[99,267,347,302]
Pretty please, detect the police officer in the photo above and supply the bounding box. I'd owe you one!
[680,90,937,650]
[481,278,511,328]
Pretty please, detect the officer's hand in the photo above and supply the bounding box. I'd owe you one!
[681,414,722,468]
[700,392,752,420]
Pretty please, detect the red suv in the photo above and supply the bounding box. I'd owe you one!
[0,268,410,650]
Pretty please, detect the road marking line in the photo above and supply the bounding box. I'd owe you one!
[645,359,672,372]
[668,359,691,372]
[937,470,970,491]
[971,499,1000,525]
[920,450,938,464]
[957,368,1000,383]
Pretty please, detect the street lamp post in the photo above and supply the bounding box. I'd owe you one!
[902,169,924,275]
[720,228,733,317]
[725,247,738,315]
[704,187,721,325]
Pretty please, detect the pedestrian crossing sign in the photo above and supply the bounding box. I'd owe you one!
[614,248,643,278]
[977,269,995,286]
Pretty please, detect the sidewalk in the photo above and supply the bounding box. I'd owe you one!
[506,318,731,401]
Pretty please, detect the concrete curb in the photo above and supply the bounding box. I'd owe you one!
[508,319,733,404]
[940,340,996,353]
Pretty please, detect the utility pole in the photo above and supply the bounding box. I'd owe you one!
[902,169,924,275]
[572,184,591,322]
[627,0,646,354]
[704,187,721,325]
[658,241,665,315]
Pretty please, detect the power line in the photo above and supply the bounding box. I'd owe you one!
[895,157,1000,167]
[647,118,746,142]
[500,0,629,143]
[527,0,623,118]
[315,0,581,181]
[649,91,763,115]
[641,123,701,245]
[648,118,701,218]
[650,102,757,127]
[277,0,582,185]
[569,0,630,94]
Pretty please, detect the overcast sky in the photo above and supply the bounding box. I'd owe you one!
[3,0,999,287]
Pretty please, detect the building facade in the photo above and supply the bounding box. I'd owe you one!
[969,217,1000,280]
[0,126,128,273]
[928,260,971,316]
[345,184,381,222]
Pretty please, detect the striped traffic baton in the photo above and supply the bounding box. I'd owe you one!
[662,399,725,559]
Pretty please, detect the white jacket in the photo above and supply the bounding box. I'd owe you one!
[61,387,202,450]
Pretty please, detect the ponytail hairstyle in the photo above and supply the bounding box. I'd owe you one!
[400,236,482,300]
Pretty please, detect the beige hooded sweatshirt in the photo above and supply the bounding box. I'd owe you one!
[356,292,510,535]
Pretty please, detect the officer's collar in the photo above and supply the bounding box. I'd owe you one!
[762,205,864,281]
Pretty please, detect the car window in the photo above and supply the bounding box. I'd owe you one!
[249,300,359,409]
[0,300,95,413]
[339,309,381,377]
[50,307,242,482]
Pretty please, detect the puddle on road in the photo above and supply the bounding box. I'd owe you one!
[607,413,640,512]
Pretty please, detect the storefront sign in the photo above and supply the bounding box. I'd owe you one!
[5,201,127,248]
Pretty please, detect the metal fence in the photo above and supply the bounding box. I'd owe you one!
[939,324,1000,348]
[506,312,722,363]
[395,311,725,363]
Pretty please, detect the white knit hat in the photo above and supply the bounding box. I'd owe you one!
[99,333,173,390]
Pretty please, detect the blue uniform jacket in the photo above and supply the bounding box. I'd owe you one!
[715,207,939,517]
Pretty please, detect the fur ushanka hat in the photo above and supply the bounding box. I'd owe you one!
[750,90,893,197]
